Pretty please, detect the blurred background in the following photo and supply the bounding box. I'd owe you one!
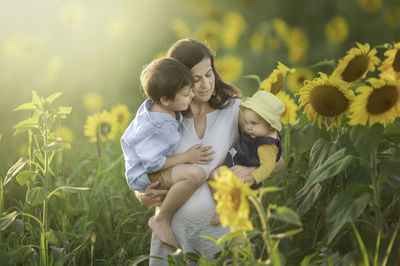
[1,0,399,170]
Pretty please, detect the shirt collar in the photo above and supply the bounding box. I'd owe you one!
[143,98,183,124]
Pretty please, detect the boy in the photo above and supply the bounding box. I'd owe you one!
[121,58,214,248]
[210,90,285,225]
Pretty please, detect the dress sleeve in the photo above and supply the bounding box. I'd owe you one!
[251,144,278,184]
[134,132,170,173]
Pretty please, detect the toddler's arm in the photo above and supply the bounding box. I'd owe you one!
[159,144,215,170]
[251,144,279,184]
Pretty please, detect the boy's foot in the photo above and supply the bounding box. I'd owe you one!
[148,216,179,249]
[210,213,220,226]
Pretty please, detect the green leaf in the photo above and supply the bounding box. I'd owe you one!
[47,186,90,200]
[57,107,72,115]
[216,230,243,245]
[0,211,19,231]
[350,124,384,155]
[45,231,66,246]
[297,148,353,198]
[383,122,400,144]
[45,92,62,104]
[0,133,2,142]
[4,158,26,186]
[308,59,335,69]
[27,186,49,206]
[297,183,322,216]
[243,74,261,84]
[43,137,62,151]
[326,193,370,244]
[16,170,36,186]
[13,117,39,136]
[32,91,43,108]
[13,102,37,111]
[309,138,337,171]
[270,206,302,226]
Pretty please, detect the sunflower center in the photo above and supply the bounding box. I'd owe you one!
[271,74,284,94]
[230,187,241,211]
[366,85,399,115]
[99,122,111,137]
[309,85,349,116]
[341,55,369,82]
[117,113,124,124]
[393,49,400,72]
[297,76,306,86]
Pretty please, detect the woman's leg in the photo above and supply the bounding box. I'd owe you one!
[148,165,205,248]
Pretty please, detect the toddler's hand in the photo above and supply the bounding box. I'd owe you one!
[185,144,215,164]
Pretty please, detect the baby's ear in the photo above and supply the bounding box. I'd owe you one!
[159,96,171,107]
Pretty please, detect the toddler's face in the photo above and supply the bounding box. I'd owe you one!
[241,108,273,138]
[168,86,194,111]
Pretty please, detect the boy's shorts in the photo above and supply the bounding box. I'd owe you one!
[148,168,173,190]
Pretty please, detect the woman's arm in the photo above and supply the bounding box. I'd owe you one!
[135,181,168,206]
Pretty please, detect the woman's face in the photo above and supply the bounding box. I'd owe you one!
[190,57,215,103]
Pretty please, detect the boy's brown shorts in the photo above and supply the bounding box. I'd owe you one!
[148,168,173,190]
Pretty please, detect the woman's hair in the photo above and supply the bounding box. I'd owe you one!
[167,38,241,109]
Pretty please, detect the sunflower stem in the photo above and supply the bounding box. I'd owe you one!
[370,151,383,232]
[248,195,272,257]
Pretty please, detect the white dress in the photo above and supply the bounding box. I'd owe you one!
[149,99,241,265]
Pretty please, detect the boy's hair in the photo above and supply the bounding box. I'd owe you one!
[140,57,194,102]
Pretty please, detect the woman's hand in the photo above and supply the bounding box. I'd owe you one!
[184,144,215,164]
[135,181,168,206]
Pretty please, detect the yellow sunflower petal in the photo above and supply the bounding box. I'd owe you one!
[331,42,381,84]
[299,72,354,131]
[348,78,400,127]
[208,166,256,232]
[260,62,295,95]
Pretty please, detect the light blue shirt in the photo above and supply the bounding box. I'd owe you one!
[121,99,183,191]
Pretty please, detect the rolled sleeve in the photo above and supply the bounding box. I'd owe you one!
[134,132,170,173]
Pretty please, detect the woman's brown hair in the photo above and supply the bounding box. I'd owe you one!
[167,38,241,109]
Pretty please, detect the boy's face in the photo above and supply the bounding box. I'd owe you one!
[166,86,194,111]
[242,108,273,138]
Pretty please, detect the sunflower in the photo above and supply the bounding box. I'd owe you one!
[276,91,299,125]
[208,166,256,232]
[170,18,191,39]
[384,8,400,28]
[299,72,354,130]
[287,68,314,94]
[325,16,348,45]
[195,20,221,51]
[356,0,382,13]
[286,28,309,64]
[348,78,400,127]
[111,104,131,130]
[57,2,87,30]
[379,42,400,80]
[221,12,246,49]
[83,93,104,111]
[84,111,117,142]
[260,62,295,95]
[216,56,243,83]
[331,43,380,84]
[56,126,74,143]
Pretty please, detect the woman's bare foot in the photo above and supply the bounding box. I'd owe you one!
[210,213,220,226]
[148,215,179,249]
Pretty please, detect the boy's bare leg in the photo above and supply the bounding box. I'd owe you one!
[149,165,205,248]
[208,166,222,226]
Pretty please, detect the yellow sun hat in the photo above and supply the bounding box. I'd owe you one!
[240,90,285,131]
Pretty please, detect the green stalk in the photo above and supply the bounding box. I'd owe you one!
[351,221,370,266]
[382,225,398,266]
[373,229,381,266]
[0,177,3,215]
[248,195,271,256]
[370,151,382,232]
[40,200,48,266]
[283,124,290,202]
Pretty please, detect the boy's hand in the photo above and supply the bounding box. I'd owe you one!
[185,144,215,164]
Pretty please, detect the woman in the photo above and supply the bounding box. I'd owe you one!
[135,38,283,265]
